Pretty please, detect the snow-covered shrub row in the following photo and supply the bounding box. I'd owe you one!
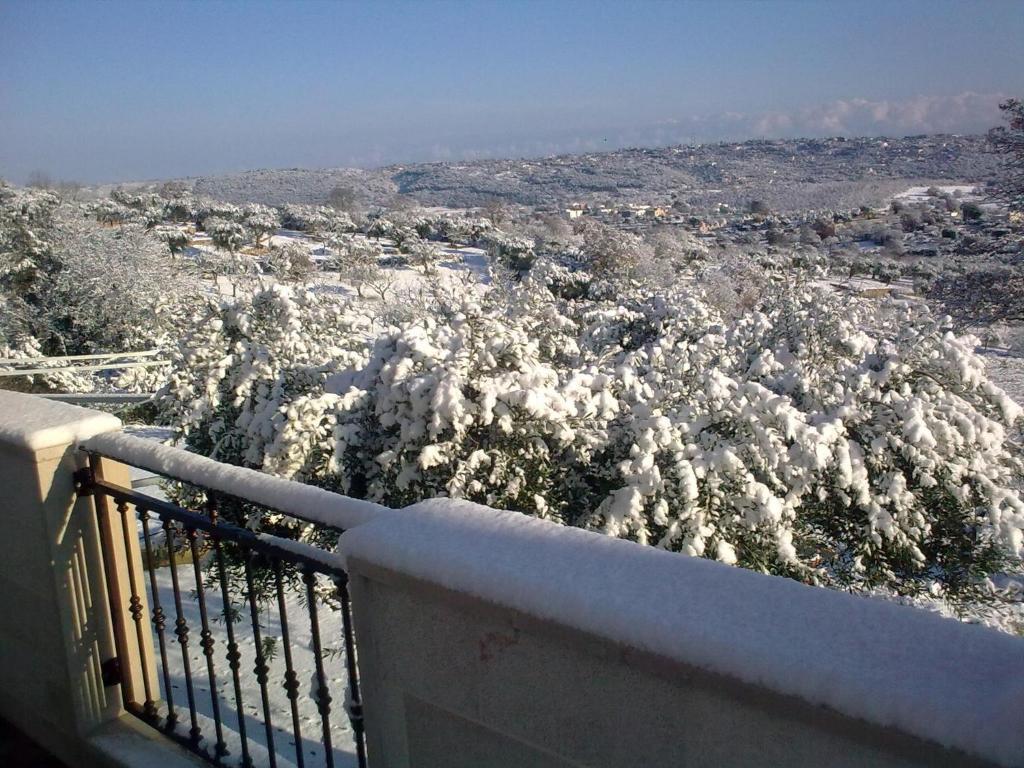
[158,266,1024,603]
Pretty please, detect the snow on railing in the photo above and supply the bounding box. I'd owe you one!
[82,431,387,531]
[0,349,166,365]
[0,349,170,377]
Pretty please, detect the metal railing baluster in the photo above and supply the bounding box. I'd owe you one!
[117,499,159,722]
[244,554,278,768]
[305,570,335,768]
[210,497,253,768]
[274,560,305,768]
[138,506,177,728]
[336,574,367,767]
[188,526,228,760]
[164,520,203,750]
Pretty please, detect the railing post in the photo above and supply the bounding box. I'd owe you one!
[90,453,160,718]
[0,393,125,763]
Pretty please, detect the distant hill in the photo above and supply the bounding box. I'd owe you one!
[184,134,1000,213]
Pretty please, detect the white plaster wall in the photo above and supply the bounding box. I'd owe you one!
[348,565,1001,768]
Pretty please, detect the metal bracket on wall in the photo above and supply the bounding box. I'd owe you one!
[73,466,95,497]
[101,657,122,687]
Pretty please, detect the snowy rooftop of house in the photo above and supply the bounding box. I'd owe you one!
[340,499,1024,767]
[0,390,121,451]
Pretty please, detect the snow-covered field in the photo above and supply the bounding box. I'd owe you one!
[893,184,981,203]
[307,245,490,301]
[194,229,491,302]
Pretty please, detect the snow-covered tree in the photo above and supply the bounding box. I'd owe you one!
[242,204,281,250]
[989,98,1024,212]
[266,240,314,282]
[647,227,709,268]
[92,199,130,226]
[326,235,392,298]
[575,219,651,278]
[154,225,190,257]
[280,204,350,235]
[42,212,199,354]
[0,183,61,314]
[2,190,199,373]
[404,237,443,274]
[161,192,196,223]
[205,216,248,254]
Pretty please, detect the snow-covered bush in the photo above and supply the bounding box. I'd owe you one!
[158,260,1024,606]
[0,335,96,394]
[154,225,190,257]
[156,283,373,536]
[265,240,314,282]
[484,231,536,272]
[591,287,1023,601]
[205,216,248,253]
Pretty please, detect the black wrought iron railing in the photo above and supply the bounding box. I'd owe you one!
[77,459,367,768]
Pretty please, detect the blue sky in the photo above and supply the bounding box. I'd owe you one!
[2,0,1022,183]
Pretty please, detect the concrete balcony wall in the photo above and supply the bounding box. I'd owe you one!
[0,391,201,768]
[346,565,983,768]
[340,499,1024,768]
[0,393,122,760]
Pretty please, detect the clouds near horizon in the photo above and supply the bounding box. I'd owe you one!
[365,91,1013,170]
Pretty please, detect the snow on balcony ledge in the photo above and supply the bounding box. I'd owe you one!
[0,390,121,452]
[339,497,1024,768]
[82,430,388,531]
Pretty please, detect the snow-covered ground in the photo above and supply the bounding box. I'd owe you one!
[816,275,916,297]
[148,564,356,768]
[189,228,491,302]
[305,245,490,302]
[893,184,981,203]
[980,347,1024,406]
